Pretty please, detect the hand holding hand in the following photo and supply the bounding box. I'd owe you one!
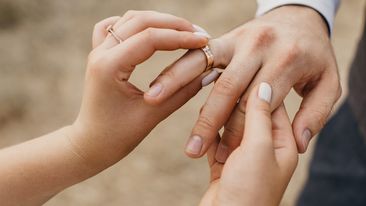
[142,6,341,159]
[200,83,298,206]
[69,11,209,170]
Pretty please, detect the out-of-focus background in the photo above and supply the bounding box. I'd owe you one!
[0,0,364,205]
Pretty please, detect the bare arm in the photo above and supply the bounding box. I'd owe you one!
[0,11,208,206]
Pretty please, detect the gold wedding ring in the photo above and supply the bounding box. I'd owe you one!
[106,25,123,44]
[201,45,214,72]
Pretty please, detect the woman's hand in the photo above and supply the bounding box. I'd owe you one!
[199,83,298,206]
[143,6,341,159]
[69,11,209,171]
[0,11,210,205]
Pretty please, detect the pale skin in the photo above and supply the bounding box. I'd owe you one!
[0,12,210,205]
[143,5,342,162]
[0,8,333,205]
[199,84,298,206]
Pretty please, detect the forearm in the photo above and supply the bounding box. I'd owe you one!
[0,126,99,205]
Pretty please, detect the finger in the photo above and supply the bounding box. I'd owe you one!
[241,82,273,150]
[102,11,197,49]
[143,70,212,130]
[239,58,297,113]
[92,16,120,48]
[207,133,221,168]
[271,104,298,172]
[201,69,222,87]
[215,103,245,163]
[109,28,208,79]
[185,52,262,158]
[144,38,233,104]
[292,69,341,153]
[214,60,298,162]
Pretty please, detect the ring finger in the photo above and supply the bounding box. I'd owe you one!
[144,37,233,105]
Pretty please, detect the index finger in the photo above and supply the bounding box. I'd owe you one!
[109,28,208,79]
[185,52,262,158]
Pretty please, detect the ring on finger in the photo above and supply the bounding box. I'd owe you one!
[106,25,124,44]
[201,44,214,72]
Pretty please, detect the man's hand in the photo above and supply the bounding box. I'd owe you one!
[144,5,341,159]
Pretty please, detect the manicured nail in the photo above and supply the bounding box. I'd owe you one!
[215,143,229,163]
[146,83,162,97]
[193,24,208,33]
[258,82,272,103]
[193,24,211,38]
[185,135,203,155]
[193,31,211,39]
[202,69,220,87]
[302,129,312,152]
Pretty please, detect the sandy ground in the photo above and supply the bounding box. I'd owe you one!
[0,0,364,205]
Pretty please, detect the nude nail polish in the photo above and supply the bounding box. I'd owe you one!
[215,143,229,163]
[302,129,312,151]
[193,31,211,39]
[202,69,220,87]
[146,83,162,97]
[185,135,203,155]
[193,24,211,38]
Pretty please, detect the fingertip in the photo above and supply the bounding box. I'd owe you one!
[246,82,272,112]
[258,82,272,103]
[292,120,313,154]
[242,82,273,146]
[185,135,205,158]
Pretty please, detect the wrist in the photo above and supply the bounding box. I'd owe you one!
[262,5,329,38]
[66,121,129,173]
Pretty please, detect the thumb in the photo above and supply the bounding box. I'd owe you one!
[293,70,341,153]
[241,82,273,149]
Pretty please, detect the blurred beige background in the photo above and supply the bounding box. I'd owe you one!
[0,0,364,205]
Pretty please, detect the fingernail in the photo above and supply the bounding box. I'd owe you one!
[193,31,211,39]
[215,143,229,163]
[202,69,220,87]
[258,82,272,103]
[185,135,203,155]
[193,24,209,33]
[146,83,162,97]
[302,129,312,152]
[193,24,211,38]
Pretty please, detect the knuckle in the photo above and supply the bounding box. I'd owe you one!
[197,114,216,131]
[143,28,156,40]
[133,15,149,26]
[279,43,303,67]
[214,76,239,96]
[250,25,276,51]
[124,10,138,18]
